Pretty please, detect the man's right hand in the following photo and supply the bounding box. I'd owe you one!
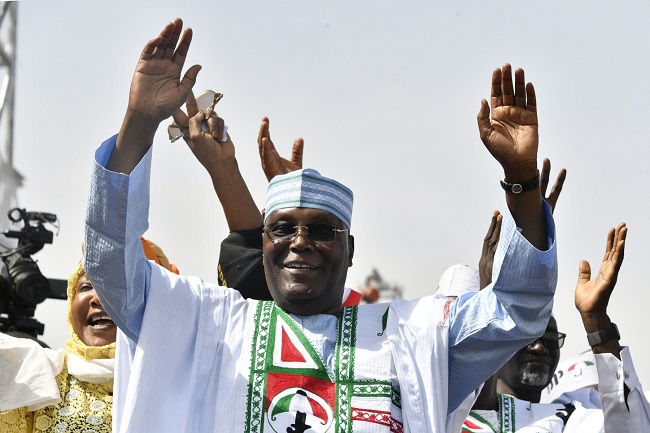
[127,18,201,127]
[109,18,201,174]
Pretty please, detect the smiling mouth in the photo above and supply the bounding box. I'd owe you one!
[87,315,115,330]
[285,263,318,270]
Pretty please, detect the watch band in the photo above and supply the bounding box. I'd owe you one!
[500,170,540,194]
[586,322,620,346]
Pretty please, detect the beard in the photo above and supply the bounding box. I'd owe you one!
[520,368,552,388]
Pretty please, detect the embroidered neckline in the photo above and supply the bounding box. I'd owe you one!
[498,393,516,432]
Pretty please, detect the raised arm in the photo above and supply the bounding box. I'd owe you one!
[575,224,650,432]
[575,223,626,359]
[108,18,201,174]
[472,210,502,411]
[214,118,304,296]
[84,19,201,341]
[172,91,262,231]
[477,64,547,250]
[472,160,564,412]
[447,64,558,413]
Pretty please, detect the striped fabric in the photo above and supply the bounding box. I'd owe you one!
[264,169,354,228]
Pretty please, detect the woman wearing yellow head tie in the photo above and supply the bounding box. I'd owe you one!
[0,237,177,432]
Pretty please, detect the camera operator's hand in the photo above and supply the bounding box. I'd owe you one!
[109,18,201,175]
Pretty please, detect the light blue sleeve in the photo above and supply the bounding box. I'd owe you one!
[447,202,557,413]
[83,134,153,342]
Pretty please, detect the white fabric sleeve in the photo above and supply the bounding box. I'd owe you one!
[0,333,65,411]
[596,346,650,433]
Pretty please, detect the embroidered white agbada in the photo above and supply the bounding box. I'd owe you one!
[464,394,604,432]
[462,347,650,432]
[85,135,558,433]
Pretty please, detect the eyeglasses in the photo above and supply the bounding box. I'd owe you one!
[538,331,566,350]
[168,90,224,143]
[264,223,349,244]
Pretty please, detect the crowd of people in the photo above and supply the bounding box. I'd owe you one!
[1,17,648,433]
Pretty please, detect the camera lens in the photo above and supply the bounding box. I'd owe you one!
[8,258,50,305]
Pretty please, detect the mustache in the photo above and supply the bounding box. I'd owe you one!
[519,354,553,366]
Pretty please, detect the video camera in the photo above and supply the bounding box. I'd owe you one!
[0,208,66,338]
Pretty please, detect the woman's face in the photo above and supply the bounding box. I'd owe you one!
[70,274,116,346]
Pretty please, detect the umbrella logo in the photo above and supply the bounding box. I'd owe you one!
[567,360,594,378]
[267,387,334,433]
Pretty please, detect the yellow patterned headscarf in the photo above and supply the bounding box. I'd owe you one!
[65,262,116,361]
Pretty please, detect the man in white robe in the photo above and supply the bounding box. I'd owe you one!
[83,19,557,433]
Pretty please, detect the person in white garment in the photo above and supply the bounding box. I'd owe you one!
[463,224,650,433]
[83,18,558,433]
[0,238,177,433]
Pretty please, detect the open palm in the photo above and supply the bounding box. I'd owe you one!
[127,19,201,126]
[478,65,539,178]
[575,224,626,315]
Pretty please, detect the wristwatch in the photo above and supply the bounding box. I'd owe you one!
[500,170,540,194]
[586,322,620,346]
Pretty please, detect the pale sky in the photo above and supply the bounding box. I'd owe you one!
[7,0,650,389]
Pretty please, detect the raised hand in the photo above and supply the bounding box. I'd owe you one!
[258,117,304,181]
[540,158,567,214]
[575,223,626,318]
[479,211,502,290]
[127,18,201,126]
[172,90,235,173]
[110,19,201,174]
[173,92,261,231]
[477,64,538,182]
[477,64,547,250]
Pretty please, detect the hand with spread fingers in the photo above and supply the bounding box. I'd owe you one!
[110,18,201,174]
[128,18,201,126]
[477,64,547,250]
[258,117,304,181]
[477,64,538,182]
[575,223,626,322]
[575,223,626,363]
[540,158,567,214]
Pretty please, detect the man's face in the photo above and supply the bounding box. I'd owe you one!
[70,274,117,346]
[497,317,562,396]
[263,207,354,316]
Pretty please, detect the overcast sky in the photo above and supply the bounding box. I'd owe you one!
[7,0,650,388]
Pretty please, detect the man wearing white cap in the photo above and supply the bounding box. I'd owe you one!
[83,19,557,433]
